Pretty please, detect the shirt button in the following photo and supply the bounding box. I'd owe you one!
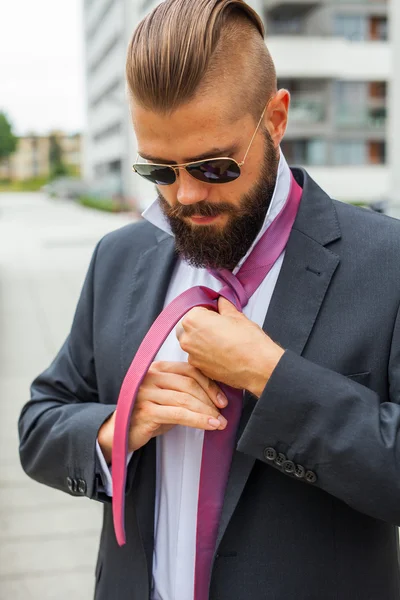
[294,464,305,479]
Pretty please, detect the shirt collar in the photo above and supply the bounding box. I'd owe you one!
[142,150,291,270]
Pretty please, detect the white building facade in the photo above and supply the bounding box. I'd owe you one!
[82,0,395,211]
[264,0,392,208]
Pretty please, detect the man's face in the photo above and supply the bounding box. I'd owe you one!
[132,93,282,270]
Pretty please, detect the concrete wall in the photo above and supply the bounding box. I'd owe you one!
[268,36,390,81]
[306,165,389,203]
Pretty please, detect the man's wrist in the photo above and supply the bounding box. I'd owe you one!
[246,344,285,398]
[97,411,116,465]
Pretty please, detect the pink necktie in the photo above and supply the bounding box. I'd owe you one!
[112,174,303,598]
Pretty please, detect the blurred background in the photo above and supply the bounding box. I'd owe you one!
[0,0,399,598]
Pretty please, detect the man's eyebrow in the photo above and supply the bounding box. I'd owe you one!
[138,144,240,165]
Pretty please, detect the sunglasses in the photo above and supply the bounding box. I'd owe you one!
[132,103,268,186]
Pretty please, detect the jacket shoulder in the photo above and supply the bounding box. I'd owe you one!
[333,200,400,252]
[96,219,163,260]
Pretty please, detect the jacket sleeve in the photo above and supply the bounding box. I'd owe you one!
[18,241,139,503]
[237,300,400,525]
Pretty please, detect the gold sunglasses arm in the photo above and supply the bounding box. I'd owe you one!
[238,103,268,167]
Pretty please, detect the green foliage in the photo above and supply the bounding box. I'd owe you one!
[0,176,48,192]
[78,195,130,213]
[49,134,68,179]
[0,112,18,160]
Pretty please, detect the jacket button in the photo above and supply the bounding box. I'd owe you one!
[274,453,286,468]
[77,479,87,495]
[305,470,317,484]
[67,477,77,493]
[263,447,277,462]
[294,464,305,479]
[283,460,295,474]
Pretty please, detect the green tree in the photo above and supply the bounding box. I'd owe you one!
[0,112,18,170]
[49,134,68,179]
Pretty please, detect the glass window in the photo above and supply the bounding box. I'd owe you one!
[307,140,327,166]
[270,16,303,35]
[334,15,367,41]
[333,142,367,166]
[335,82,368,127]
[370,17,388,41]
[281,139,327,166]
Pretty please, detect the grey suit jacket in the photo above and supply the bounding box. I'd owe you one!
[19,169,400,599]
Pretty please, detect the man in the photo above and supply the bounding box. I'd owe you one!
[18,0,400,598]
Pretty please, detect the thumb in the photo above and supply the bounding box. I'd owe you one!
[218,296,241,316]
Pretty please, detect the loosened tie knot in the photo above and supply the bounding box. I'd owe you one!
[208,268,249,311]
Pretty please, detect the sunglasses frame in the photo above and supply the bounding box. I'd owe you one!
[132,100,270,186]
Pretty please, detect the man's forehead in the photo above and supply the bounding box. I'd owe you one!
[131,99,246,162]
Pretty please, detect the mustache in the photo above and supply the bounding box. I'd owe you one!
[159,197,237,219]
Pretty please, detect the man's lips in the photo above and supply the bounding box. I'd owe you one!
[187,214,223,224]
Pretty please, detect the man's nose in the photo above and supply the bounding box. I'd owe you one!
[176,169,210,205]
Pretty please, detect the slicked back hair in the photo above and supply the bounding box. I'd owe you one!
[126,0,277,122]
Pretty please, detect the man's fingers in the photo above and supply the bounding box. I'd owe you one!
[145,403,227,431]
[143,385,221,419]
[165,370,227,410]
[151,362,228,409]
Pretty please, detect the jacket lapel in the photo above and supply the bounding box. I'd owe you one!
[215,168,341,552]
[120,229,177,378]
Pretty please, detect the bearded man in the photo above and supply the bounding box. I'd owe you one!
[19,1,400,599]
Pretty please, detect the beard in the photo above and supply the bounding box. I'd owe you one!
[157,132,279,270]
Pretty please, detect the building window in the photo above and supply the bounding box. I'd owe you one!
[335,81,367,126]
[87,0,114,41]
[368,141,386,164]
[333,142,367,166]
[281,139,327,166]
[88,34,120,76]
[369,81,387,99]
[335,81,387,128]
[369,16,388,41]
[93,122,122,143]
[90,77,122,110]
[269,16,304,35]
[334,15,367,41]
[109,159,122,174]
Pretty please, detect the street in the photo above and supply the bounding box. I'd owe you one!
[0,192,135,599]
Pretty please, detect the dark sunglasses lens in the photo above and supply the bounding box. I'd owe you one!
[134,164,176,185]
[187,159,241,184]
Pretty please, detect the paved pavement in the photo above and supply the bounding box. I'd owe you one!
[0,193,136,600]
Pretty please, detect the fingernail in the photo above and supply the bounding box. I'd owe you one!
[209,418,221,428]
[218,415,228,428]
[217,393,228,408]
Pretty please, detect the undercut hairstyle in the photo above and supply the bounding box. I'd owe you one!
[126,0,277,122]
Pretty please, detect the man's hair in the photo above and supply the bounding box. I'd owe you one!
[126,0,277,121]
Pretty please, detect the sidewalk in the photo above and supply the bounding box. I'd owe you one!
[0,193,136,600]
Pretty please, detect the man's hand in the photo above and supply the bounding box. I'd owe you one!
[98,361,228,464]
[178,297,285,397]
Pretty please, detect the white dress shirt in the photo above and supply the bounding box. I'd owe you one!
[97,151,291,600]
